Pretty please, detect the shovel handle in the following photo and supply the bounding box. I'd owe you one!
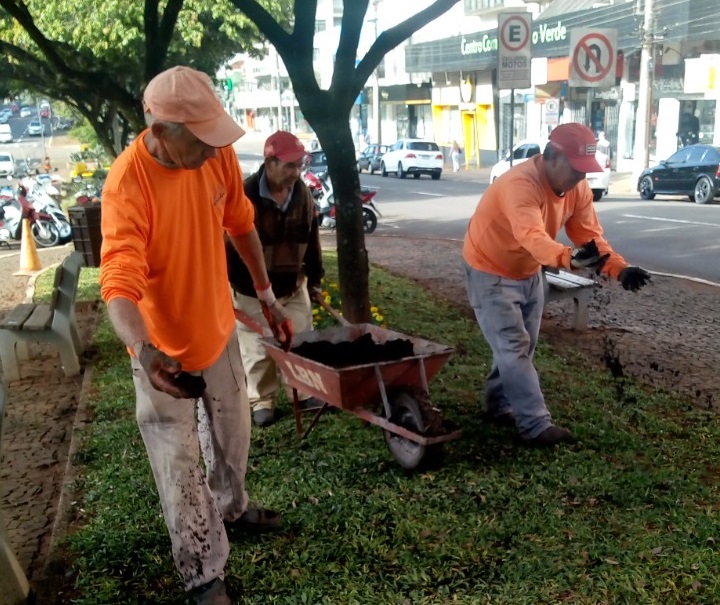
[311,292,351,327]
[233,307,273,337]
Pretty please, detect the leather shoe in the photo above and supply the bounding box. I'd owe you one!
[253,408,276,427]
[300,396,325,411]
[521,425,573,447]
[227,507,282,534]
[193,578,231,605]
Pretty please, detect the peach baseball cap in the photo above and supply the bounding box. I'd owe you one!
[143,66,245,148]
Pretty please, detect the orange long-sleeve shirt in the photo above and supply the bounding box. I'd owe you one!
[99,131,255,371]
[463,155,627,280]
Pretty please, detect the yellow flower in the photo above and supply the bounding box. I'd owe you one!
[370,306,379,313]
[376,315,384,322]
[324,295,331,304]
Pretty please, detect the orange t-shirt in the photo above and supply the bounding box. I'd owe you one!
[463,155,627,280]
[99,131,255,371]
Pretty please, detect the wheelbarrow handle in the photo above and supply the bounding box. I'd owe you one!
[233,307,273,338]
[311,292,351,327]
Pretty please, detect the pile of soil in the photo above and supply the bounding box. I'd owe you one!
[292,333,414,368]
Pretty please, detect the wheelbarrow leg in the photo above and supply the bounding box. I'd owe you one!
[291,387,329,440]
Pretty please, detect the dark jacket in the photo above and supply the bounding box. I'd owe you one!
[226,165,324,298]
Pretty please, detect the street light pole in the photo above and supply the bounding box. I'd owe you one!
[633,0,654,177]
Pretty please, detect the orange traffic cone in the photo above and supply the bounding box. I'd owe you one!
[14,218,42,276]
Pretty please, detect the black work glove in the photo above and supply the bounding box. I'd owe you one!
[618,266,652,292]
[138,342,206,399]
[570,239,610,272]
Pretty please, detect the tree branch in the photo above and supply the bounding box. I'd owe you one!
[227,0,291,49]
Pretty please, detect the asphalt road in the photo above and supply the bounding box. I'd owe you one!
[242,146,720,285]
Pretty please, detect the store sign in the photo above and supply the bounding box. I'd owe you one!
[497,13,533,90]
[461,20,566,57]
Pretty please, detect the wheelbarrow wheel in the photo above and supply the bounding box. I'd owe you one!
[384,390,442,470]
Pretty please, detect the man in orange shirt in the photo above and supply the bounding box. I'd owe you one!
[463,123,650,447]
[100,66,292,605]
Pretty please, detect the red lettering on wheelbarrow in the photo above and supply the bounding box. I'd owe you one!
[285,361,328,394]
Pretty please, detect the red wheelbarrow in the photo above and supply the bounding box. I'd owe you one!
[234,300,461,470]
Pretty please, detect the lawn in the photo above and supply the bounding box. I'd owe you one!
[41,254,720,604]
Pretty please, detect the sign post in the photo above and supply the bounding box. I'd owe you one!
[497,12,532,166]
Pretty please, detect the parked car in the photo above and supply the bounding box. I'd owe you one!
[489,139,611,201]
[0,124,12,144]
[380,139,443,180]
[0,152,15,177]
[357,144,388,174]
[20,107,33,118]
[637,144,720,205]
[27,119,44,136]
[0,109,12,124]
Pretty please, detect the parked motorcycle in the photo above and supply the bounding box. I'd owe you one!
[0,180,60,247]
[22,178,72,244]
[303,170,381,234]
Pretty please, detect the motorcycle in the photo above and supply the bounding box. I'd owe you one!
[0,180,60,247]
[303,170,381,234]
[21,178,73,244]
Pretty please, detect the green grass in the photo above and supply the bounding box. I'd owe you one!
[55,255,720,604]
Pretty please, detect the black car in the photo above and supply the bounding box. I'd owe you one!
[638,144,720,204]
[357,144,388,174]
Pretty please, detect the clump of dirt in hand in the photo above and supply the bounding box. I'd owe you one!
[292,333,414,368]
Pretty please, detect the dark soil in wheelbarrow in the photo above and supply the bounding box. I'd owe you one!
[292,333,414,368]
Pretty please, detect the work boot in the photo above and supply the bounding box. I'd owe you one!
[521,425,573,447]
[193,578,231,605]
[482,387,515,427]
[253,408,276,427]
[225,507,282,534]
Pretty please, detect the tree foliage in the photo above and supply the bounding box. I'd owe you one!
[0,0,292,156]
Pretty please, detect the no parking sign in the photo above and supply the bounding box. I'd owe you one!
[497,13,533,90]
[545,98,559,126]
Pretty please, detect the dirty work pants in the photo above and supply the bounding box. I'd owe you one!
[464,263,552,438]
[132,331,250,591]
[234,283,314,412]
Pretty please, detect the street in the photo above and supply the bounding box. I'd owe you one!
[245,145,720,285]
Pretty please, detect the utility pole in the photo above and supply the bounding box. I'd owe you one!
[633,0,654,177]
[371,0,381,144]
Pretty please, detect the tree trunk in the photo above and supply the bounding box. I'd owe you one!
[306,108,371,324]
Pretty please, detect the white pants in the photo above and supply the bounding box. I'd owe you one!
[133,331,250,591]
[234,283,314,411]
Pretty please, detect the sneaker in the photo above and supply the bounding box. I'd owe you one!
[253,408,276,427]
[226,507,282,534]
[521,425,573,447]
[193,578,231,605]
[299,397,325,411]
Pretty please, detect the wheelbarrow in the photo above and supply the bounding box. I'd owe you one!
[234,299,461,470]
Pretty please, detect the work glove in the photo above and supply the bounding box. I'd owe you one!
[618,266,652,292]
[137,342,206,399]
[256,283,294,350]
[570,239,610,272]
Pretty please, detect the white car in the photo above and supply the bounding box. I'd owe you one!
[19,107,33,118]
[489,139,610,201]
[0,124,12,143]
[0,152,15,177]
[27,119,45,136]
[380,139,444,180]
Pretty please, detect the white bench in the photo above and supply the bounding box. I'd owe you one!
[542,269,597,331]
[0,380,32,604]
[0,252,84,382]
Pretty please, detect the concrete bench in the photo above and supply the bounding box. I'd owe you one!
[0,252,84,382]
[542,269,597,331]
[0,380,32,604]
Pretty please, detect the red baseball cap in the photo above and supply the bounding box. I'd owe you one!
[264,131,307,163]
[549,123,603,173]
[143,66,245,148]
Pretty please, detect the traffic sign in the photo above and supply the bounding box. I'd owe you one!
[545,98,559,126]
[569,28,617,88]
[497,12,532,90]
